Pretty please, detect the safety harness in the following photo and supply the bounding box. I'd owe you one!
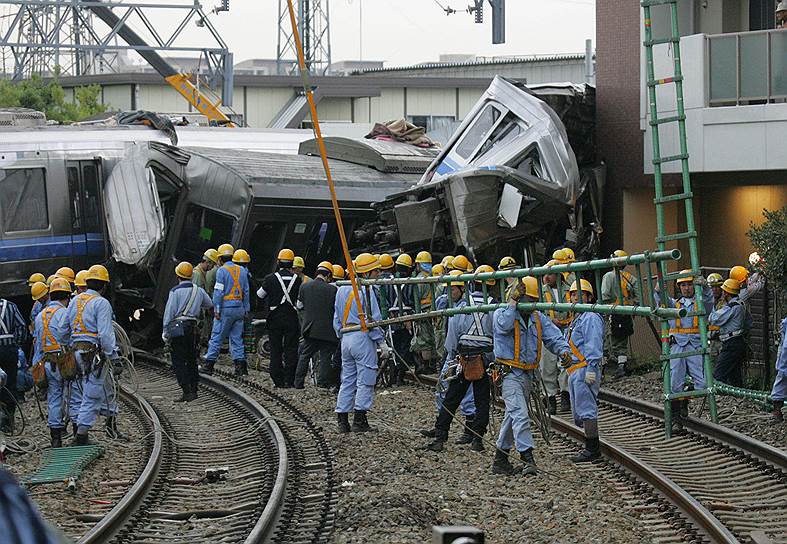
[223,265,243,302]
[457,294,493,351]
[614,271,635,305]
[270,271,297,311]
[0,300,12,342]
[496,312,542,371]
[72,293,98,338]
[544,287,572,326]
[41,304,65,353]
[669,300,699,335]
[566,316,589,375]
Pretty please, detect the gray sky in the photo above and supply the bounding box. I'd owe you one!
[187,0,596,67]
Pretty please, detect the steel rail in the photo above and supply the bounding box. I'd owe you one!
[412,373,737,543]
[77,384,163,544]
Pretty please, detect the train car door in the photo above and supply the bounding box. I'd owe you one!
[67,160,105,270]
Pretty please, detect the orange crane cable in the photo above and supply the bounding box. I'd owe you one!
[285,0,368,332]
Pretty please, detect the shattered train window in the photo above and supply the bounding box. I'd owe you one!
[455,103,502,159]
[0,168,48,232]
[178,204,235,264]
[475,113,525,161]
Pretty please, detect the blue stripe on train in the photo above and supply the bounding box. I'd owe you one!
[0,233,106,262]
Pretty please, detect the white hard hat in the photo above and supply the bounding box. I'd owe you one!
[778,1,787,12]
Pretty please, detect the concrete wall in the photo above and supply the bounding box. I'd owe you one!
[102,85,132,111]
[244,87,293,127]
[135,84,184,113]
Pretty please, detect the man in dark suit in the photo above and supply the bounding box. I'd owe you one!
[294,261,339,389]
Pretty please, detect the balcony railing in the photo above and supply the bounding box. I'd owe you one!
[708,28,787,106]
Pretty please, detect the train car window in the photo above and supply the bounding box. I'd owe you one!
[67,166,82,231]
[81,163,101,231]
[0,168,48,232]
[454,103,503,160]
[247,222,287,278]
[178,204,235,264]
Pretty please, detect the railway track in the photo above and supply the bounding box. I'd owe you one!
[413,373,787,544]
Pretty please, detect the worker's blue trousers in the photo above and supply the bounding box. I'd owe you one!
[568,360,601,427]
[206,305,246,362]
[335,332,378,413]
[45,361,81,429]
[75,351,117,432]
[670,335,705,393]
[495,369,535,452]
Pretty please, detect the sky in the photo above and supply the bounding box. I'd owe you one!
[134,0,596,68]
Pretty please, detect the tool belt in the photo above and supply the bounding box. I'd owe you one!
[31,361,47,389]
[459,353,486,381]
[566,361,588,376]
[495,357,538,371]
[720,329,744,342]
[74,341,102,375]
[58,350,79,380]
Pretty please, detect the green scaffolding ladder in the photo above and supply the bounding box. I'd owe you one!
[641,0,718,436]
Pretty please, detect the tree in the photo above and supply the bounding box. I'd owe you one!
[0,75,106,123]
[748,205,787,289]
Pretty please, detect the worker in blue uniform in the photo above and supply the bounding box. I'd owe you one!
[203,243,250,377]
[710,278,752,388]
[0,294,28,435]
[422,270,494,453]
[492,276,571,475]
[67,264,120,445]
[163,262,213,402]
[33,278,78,448]
[654,269,713,433]
[770,316,787,421]
[334,253,390,433]
[563,279,605,462]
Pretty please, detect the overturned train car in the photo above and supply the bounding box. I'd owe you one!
[362,76,604,266]
[0,126,421,334]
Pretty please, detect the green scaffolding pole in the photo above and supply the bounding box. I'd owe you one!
[642,0,718,436]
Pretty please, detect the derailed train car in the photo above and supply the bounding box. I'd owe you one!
[0,125,421,334]
[361,76,604,265]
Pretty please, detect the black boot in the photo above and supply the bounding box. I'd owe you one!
[175,385,189,402]
[105,416,126,440]
[571,419,601,463]
[233,362,244,377]
[491,448,519,475]
[75,432,90,446]
[774,400,784,422]
[241,361,249,376]
[548,396,557,415]
[337,412,351,434]
[201,360,215,376]
[425,429,447,452]
[520,448,538,475]
[470,436,484,452]
[351,410,376,433]
[560,391,571,412]
[419,428,436,438]
[670,400,684,434]
[680,399,689,419]
[184,383,197,402]
[71,422,78,439]
[455,416,475,444]
[50,427,62,448]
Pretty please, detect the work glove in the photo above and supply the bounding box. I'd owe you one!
[584,370,597,386]
[559,351,573,369]
[378,342,391,360]
[161,332,169,344]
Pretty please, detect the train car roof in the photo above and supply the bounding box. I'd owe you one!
[183,146,418,204]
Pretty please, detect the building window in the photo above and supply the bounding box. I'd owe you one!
[177,204,235,264]
[0,168,48,232]
[407,115,457,134]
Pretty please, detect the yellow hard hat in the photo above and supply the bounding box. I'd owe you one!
[521,276,540,299]
[498,256,517,270]
[74,270,88,288]
[175,261,194,279]
[707,273,723,286]
[721,278,741,295]
[441,255,455,268]
[552,249,569,263]
[415,250,432,264]
[46,274,58,286]
[676,269,694,284]
[448,269,465,286]
[545,259,560,267]
[317,260,332,273]
[451,255,471,272]
[86,264,110,283]
[49,277,72,294]
[431,263,445,276]
[293,256,305,268]
[729,265,748,283]
[332,264,346,280]
[233,249,250,264]
[55,267,76,283]
[612,249,628,259]
[569,278,594,295]
[278,248,295,262]
[395,253,413,268]
[218,243,235,258]
[203,248,219,264]
[563,248,576,262]
[28,273,45,286]
[30,281,48,301]
[355,253,380,274]
[475,264,496,285]
[379,253,394,269]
